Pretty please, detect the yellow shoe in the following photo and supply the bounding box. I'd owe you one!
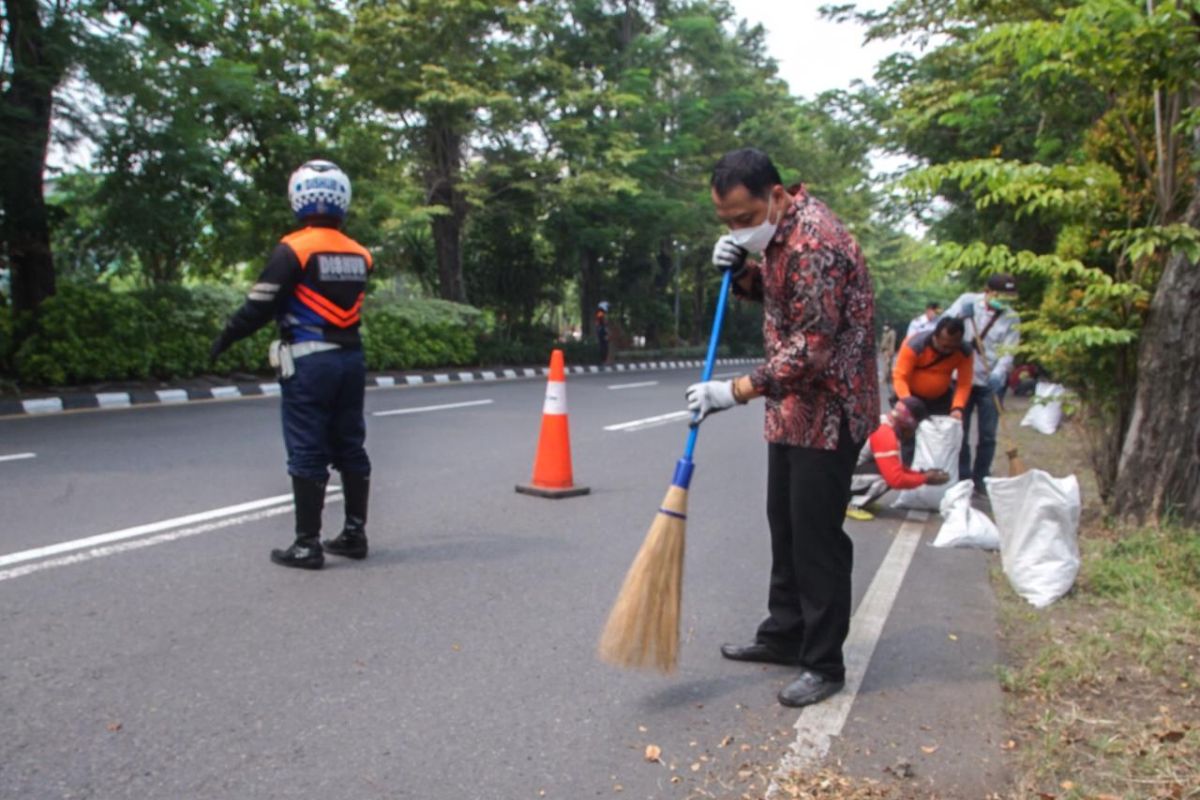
[845,507,874,521]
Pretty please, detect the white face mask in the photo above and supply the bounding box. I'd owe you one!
[728,193,779,253]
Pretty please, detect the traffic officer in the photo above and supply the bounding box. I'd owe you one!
[210,159,373,570]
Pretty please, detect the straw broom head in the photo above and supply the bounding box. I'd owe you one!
[598,483,687,674]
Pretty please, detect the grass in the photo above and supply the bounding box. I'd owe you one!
[995,401,1200,800]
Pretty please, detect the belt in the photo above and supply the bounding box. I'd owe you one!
[289,341,341,359]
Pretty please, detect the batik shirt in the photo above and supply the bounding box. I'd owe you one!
[735,185,879,449]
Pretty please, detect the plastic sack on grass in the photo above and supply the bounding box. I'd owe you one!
[893,416,963,511]
[1020,382,1066,435]
[987,470,1081,608]
[933,480,1000,550]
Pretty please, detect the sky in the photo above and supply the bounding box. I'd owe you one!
[727,0,895,100]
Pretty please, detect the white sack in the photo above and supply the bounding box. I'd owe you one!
[933,480,1000,550]
[893,416,963,510]
[987,470,1081,608]
[1020,382,1066,435]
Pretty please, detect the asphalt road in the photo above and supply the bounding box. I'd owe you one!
[0,367,1008,799]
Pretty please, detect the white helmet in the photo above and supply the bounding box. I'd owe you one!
[598,301,610,312]
[288,159,351,221]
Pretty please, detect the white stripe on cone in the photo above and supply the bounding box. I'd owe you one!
[543,380,568,415]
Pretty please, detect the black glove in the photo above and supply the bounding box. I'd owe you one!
[711,234,748,274]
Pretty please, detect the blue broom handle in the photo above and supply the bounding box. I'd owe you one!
[682,268,734,462]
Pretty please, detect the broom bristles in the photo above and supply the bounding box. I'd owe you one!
[598,484,687,674]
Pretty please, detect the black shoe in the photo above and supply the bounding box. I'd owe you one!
[719,642,804,667]
[323,529,368,559]
[270,539,324,570]
[778,670,844,708]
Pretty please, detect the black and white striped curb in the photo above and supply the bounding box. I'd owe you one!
[0,358,760,418]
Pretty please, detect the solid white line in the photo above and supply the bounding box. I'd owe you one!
[607,381,659,390]
[603,410,691,432]
[373,399,494,417]
[773,510,929,783]
[0,499,338,583]
[0,452,36,463]
[0,491,342,569]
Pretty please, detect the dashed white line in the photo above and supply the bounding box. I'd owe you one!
[0,492,339,569]
[0,499,342,583]
[0,452,36,464]
[772,510,929,784]
[373,399,495,417]
[603,410,691,432]
[607,381,659,391]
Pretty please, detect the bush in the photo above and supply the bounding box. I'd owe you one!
[361,296,482,370]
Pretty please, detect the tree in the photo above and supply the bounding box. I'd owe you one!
[0,0,72,312]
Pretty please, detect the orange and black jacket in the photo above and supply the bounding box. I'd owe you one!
[892,330,973,412]
[217,223,373,350]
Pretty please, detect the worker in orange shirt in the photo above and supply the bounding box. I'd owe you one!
[892,316,973,464]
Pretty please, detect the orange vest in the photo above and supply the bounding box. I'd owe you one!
[281,227,373,328]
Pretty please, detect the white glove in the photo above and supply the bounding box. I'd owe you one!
[686,380,737,424]
[711,235,748,272]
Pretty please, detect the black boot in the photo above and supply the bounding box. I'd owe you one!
[271,476,326,570]
[323,473,369,559]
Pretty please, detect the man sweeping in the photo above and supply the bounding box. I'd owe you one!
[846,397,950,521]
[686,148,878,708]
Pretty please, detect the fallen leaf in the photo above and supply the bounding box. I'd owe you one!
[1158,730,1186,743]
[719,735,734,748]
[451,644,461,651]
[670,776,681,784]
[613,785,622,793]
[1001,739,1018,750]
[637,725,647,733]
[739,744,751,752]
[644,745,662,763]
[1060,781,1075,791]
[948,633,958,641]
[920,745,939,755]
[690,762,701,772]
[106,722,122,733]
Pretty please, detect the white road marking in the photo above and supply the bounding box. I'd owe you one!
[0,496,340,583]
[0,452,36,463]
[373,399,494,417]
[772,510,929,786]
[603,410,691,432]
[712,371,741,379]
[0,491,340,569]
[607,381,659,390]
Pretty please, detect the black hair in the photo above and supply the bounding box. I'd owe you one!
[711,148,783,200]
[933,316,964,337]
[899,396,929,423]
[926,301,941,311]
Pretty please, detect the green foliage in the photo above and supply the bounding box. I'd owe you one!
[361,299,482,371]
[12,284,269,385]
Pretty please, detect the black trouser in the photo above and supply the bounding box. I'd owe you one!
[755,422,863,682]
[900,386,954,465]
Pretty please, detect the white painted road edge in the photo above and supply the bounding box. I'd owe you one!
[607,381,659,390]
[0,491,340,570]
[603,410,692,432]
[0,452,36,463]
[372,399,495,417]
[770,509,930,791]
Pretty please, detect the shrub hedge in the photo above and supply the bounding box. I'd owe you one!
[4,284,762,388]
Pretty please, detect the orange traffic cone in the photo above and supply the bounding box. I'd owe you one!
[515,349,590,499]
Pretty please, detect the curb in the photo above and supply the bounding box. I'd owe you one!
[0,358,761,418]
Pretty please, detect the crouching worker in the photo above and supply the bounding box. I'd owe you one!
[210,160,372,570]
[846,397,949,521]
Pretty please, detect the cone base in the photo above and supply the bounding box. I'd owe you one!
[515,483,591,499]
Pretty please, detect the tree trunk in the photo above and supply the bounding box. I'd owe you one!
[425,122,467,304]
[1111,189,1200,525]
[1,0,66,313]
[579,247,599,337]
